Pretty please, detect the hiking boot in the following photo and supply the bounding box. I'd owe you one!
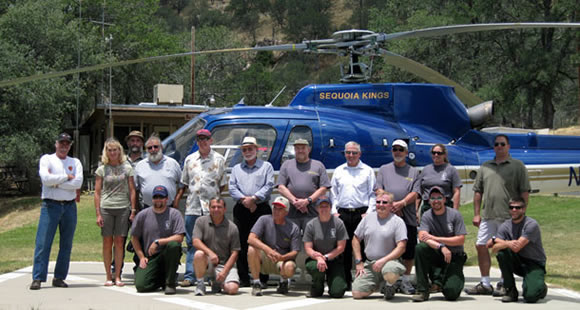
[412,291,429,302]
[502,287,518,302]
[492,281,505,297]
[464,282,493,295]
[251,282,262,296]
[52,278,68,288]
[384,284,396,300]
[260,281,268,289]
[30,280,41,290]
[195,281,206,296]
[429,284,442,293]
[399,280,416,295]
[276,280,289,294]
[210,279,222,294]
[539,284,548,299]
[179,279,193,287]
[165,286,177,295]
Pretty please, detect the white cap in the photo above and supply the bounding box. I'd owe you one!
[392,139,408,149]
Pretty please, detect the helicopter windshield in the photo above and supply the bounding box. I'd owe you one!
[163,116,207,164]
[210,124,277,170]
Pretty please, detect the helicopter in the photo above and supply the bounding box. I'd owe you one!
[2,23,580,203]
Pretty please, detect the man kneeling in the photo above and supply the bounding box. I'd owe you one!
[412,186,467,302]
[352,191,407,300]
[248,197,300,296]
[192,198,240,295]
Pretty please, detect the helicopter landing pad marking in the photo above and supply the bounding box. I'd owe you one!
[155,297,236,310]
[245,298,329,310]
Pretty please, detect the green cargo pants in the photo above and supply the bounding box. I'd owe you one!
[135,241,182,292]
[496,249,546,303]
[305,257,347,298]
[414,242,467,301]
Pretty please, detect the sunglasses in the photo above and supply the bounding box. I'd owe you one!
[494,142,507,147]
[429,196,443,201]
[152,195,166,199]
[147,145,160,150]
[345,151,359,155]
[392,147,405,152]
[197,136,210,141]
[376,200,391,205]
[509,205,523,210]
[431,151,445,156]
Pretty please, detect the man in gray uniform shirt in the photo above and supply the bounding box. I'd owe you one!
[351,191,407,301]
[277,138,330,231]
[375,139,420,294]
[248,197,301,296]
[192,198,241,296]
[488,197,547,303]
[229,136,274,287]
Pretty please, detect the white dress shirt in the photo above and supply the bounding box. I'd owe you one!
[330,160,376,214]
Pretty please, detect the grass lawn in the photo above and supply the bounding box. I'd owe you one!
[1,194,579,291]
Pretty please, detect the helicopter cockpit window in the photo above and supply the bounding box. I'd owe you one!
[281,126,313,164]
[163,117,206,165]
[210,125,276,171]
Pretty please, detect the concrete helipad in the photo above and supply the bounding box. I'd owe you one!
[1,262,579,310]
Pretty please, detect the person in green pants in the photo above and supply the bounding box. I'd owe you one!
[412,186,467,302]
[488,197,547,303]
[303,197,349,298]
[131,185,185,295]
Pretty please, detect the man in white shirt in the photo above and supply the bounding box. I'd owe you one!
[330,141,375,287]
[30,133,83,290]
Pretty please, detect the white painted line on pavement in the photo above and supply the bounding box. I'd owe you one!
[551,288,580,300]
[0,266,32,283]
[245,298,329,310]
[103,285,164,296]
[157,297,236,310]
[66,275,99,282]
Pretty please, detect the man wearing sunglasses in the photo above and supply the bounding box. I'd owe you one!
[175,129,227,288]
[375,139,420,295]
[330,141,376,288]
[487,198,547,303]
[467,134,530,296]
[412,186,467,302]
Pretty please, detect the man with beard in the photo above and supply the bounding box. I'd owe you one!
[134,135,182,210]
[30,133,83,290]
[131,186,185,295]
[375,139,420,295]
[277,139,330,231]
[229,137,274,287]
[487,198,547,303]
[175,129,227,288]
[125,130,145,166]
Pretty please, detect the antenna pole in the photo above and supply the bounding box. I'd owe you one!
[191,27,195,105]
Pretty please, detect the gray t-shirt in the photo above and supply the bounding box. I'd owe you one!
[276,159,331,218]
[193,215,241,265]
[419,207,467,254]
[375,162,420,226]
[131,207,186,256]
[95,161,134,209]
[497,216,546,265]
[134,155,182,207]
[251,215,301,255]
[302,216,349,255]
[418,163,462,201]
[354,212,407,261]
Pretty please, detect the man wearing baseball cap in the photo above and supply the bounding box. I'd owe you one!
[412,186,467,302]
[375,138,420,295]
[175,128,227,288]
[303,196,349,298]
[277,138,330,231]
[131,185,185,295]
[229,136,275,287]
[247,196,301,296]
[30,132,83,290]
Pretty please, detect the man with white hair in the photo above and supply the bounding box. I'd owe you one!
[229,136,275,287]
[330,141,375,287]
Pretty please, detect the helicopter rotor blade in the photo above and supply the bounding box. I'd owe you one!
[378,22,580,41]
[382,50,483,107]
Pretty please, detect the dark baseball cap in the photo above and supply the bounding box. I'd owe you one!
[429,186,445,196]
[152,185,168,198]
[316,196,331,207]
[57,132,73,143]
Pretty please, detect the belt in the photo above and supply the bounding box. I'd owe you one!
[44,199,75,204]
[338,206,368,214]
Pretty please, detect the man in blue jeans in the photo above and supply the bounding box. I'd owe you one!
[30,133,83,290]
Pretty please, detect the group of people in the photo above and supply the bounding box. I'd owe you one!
[29,131,548,304]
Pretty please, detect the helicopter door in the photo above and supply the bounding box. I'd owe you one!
[277,120,321,168]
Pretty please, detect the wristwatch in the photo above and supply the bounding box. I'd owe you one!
[307,197,313,204]
[491,236,496,244]
[324,254,330,261]
[438,243,446,251]
[354,258,362,265]
[154,239,160,246]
